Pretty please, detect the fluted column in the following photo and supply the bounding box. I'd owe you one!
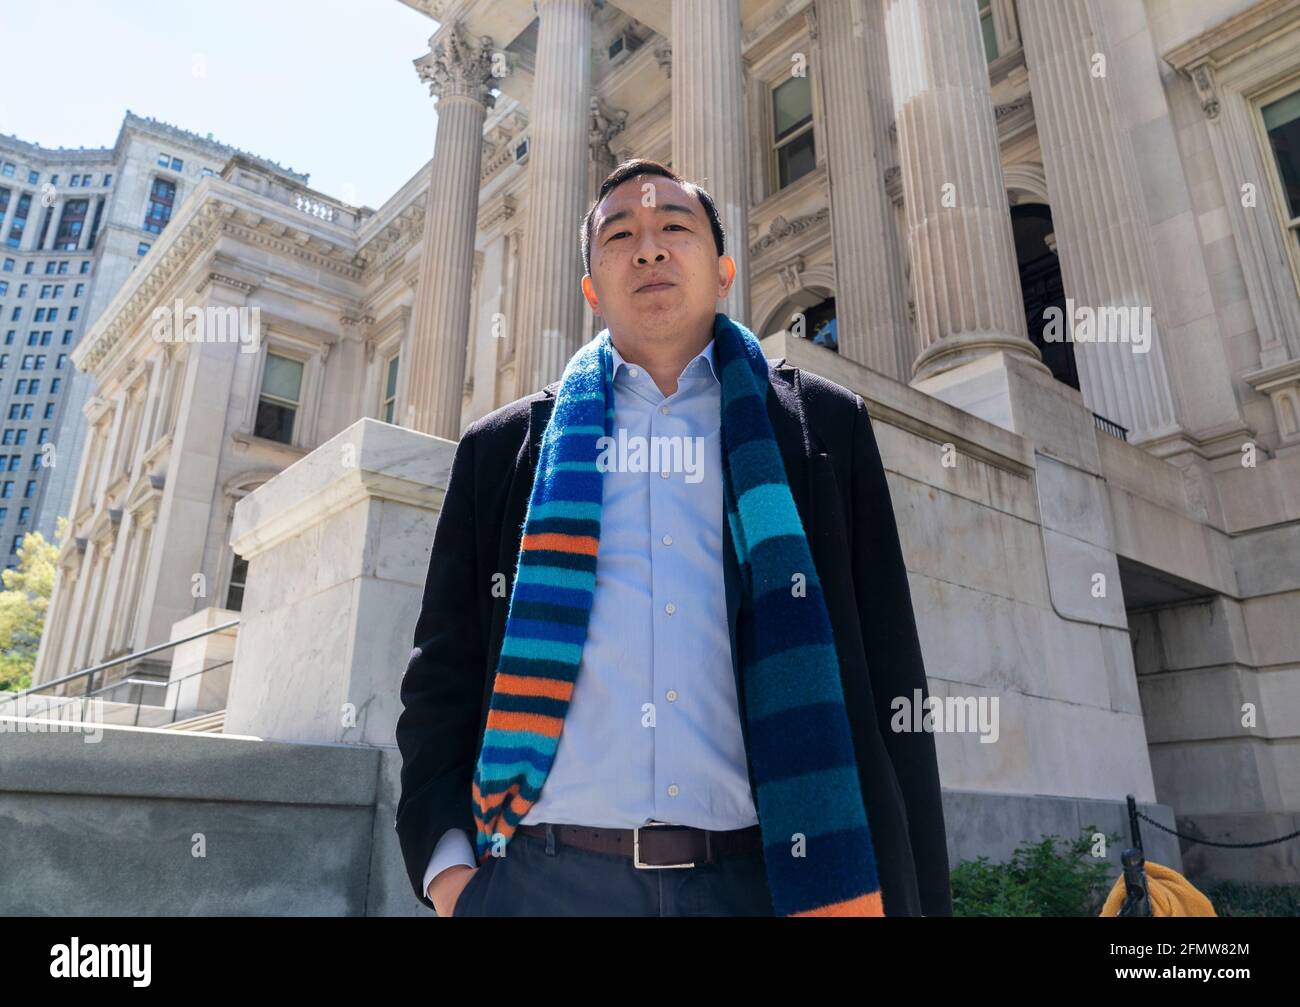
[672,0,751,326]
[406,23,501,439]
[512,0,596,396]
[884,0,1046,380]
[816,0,911,378]
[1018,0,1180,442]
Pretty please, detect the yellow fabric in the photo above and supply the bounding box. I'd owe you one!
[1099,860,1217,917]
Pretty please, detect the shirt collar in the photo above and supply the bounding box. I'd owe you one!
[608,335,719,384]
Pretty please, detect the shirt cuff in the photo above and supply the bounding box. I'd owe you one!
[422,828,477,901]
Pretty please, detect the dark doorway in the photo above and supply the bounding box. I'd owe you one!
[1012,203,1079,391]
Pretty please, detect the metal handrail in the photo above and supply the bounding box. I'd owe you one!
[9,618,240,701]
[9,658,235,728]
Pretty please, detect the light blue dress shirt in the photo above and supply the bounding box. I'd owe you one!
[423,335,759,897]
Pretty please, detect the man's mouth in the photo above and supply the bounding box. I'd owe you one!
[636,281,675,293]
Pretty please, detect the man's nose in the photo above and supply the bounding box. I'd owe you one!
[635,237,667,264]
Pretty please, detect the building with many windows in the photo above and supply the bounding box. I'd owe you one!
[21,0,1300,890]
[0,112,306,570]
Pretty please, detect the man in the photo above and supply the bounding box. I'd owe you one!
[394,158,951,917]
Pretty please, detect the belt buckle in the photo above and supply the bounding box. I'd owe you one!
[633,820,701,869]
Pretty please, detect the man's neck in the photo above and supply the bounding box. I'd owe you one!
[609,321,713,398]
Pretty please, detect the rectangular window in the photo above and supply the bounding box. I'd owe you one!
[2,259,12,272]
[44,261,56,274]
[74,283,83,296]
[1263,87,1300,237]
[80,260,89,274]
[158,152,171,167]
[2,481,13,497]
[7,192,32,248]
[143,177,176,235]
[137,242,151,256]
[50,377,61,392]
[977,0,998,62]
[225,553,249,611]
[67,307,76,320]
[0,281,6,296]
[254,352,304,444]
[104,174,112,186]
[58,260,69,274]
[382,354,400,423]
[24,479,35,497]
[56,353,66,368]
[70,174,80,187]
[0,163,13,177]
[34,309,45,322]
[62,330,72,344]
[54,198,89,251]
[26,170,38,184]
[171,157,184,171]
[772,74,816,190]
[44,404,56,419]
[18,506,29,523]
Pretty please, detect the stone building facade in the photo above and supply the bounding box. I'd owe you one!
[23,0,1300,886]
[0,113,308,571]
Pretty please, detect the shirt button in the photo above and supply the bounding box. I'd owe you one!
[628,366,639,377]
[667,784,679,797]
[661,534,673,546]
[666,689,678,702]
[660,469,670,479]
[664,601,676,615]
[660,405,669,414]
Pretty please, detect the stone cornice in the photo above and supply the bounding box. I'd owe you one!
[1164,0,1300,71]
[1164,0,1300,118]
[74,180,365,374]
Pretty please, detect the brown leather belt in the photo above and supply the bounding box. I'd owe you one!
[516,821,763,868]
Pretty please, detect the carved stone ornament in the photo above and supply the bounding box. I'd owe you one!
[414,21,503,108]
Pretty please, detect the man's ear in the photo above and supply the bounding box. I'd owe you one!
[717,255,737,298]
[581,274,601,313]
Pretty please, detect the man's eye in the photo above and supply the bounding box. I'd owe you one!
[608,231,629,240]
[665,224,686,231]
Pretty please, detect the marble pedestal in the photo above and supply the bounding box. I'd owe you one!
[226,418,456,747]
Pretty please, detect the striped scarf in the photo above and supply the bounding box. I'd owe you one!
[470,311,883,916]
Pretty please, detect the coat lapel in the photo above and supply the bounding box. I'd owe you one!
[522,363,811,720]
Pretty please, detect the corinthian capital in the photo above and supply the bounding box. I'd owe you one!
[414,22,505,107]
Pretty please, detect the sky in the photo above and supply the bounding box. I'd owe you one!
[0,0,443,209]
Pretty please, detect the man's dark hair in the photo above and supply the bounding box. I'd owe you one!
[580,158,726,275]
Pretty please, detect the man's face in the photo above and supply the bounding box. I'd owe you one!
[582,175,735,342]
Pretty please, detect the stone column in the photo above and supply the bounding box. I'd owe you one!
[588,96,627,338]
[512,0,596,396]
[672,0,751,326]
[1018,0,1180,443]
[884,0,1045,379]
[815,0,911,378]
[406,23,501,439]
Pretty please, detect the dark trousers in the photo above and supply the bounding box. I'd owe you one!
[450,823,775,917]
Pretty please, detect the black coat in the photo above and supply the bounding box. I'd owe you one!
[394,355,953,916]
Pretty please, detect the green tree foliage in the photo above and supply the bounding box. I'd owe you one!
[0,516,64,693]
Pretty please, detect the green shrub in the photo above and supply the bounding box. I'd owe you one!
[952,827,1120,917]
[1199,879,1300,917]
